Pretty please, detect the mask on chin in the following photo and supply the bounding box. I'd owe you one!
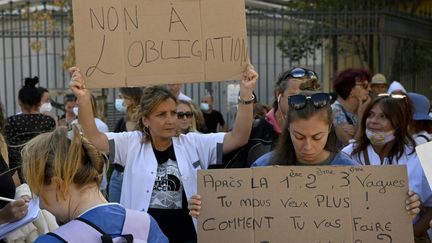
[115,98,127,113]
[365,128,395,145]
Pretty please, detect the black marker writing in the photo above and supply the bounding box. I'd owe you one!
[86,35,115,77]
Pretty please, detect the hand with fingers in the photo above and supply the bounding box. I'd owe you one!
[239,64,258,100]
[0,198,29,224]
[406,190,421,220]
[357,96,372,119]
[341,124,356,137]
[188,194,202,219]
[69,67,90,99]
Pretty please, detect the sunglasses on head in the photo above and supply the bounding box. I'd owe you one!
[288,93,334,110]
[177,111,193,119]
[377,93,406,99]
[282,67,318,81]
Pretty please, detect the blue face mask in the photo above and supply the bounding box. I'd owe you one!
[115,99,127,113]
[72,107,79,116]
[200,102,209,111]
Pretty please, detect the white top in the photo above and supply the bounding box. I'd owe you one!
[106,131,225,227]
[178,92,192,101]
[413,131,432,146]
[342,143,432,206]
[71,118,109,133]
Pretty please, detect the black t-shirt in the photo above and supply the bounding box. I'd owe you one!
[0,155,15,209]
[203,110,225,133]
[147,145,196,243]
[5,114,56,181]
[113,117,127,133]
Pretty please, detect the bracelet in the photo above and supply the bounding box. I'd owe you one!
[238,94,255,105]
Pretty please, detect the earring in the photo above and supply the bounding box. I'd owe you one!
[144,125,150,136]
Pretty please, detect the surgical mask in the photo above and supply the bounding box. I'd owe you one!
[200,102,209,111]
[72,107,79,116]
[39,102,52,113]
[115,98,127,113]
[365,128,395,145]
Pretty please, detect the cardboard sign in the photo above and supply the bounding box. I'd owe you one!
[416,141,432,188]
[198,166,414,243]
[72,0,248,88]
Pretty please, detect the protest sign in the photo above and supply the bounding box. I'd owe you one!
[198,166,413,243]
[72,0,248,88]
[416,141,432,189]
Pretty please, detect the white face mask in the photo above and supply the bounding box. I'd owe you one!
[39,102,52,113]
[115,98,127,113]
[72,107,79,116]
[365,128,395,145]
[200,102,209,111]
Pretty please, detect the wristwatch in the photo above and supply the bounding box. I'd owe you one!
[238,94,255,105]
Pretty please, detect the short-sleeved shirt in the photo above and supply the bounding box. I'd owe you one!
[332,101,358,126]
[203,110,226,133]
[147,145,196,242]
[252,151,359,167]
[5,114,55,179]
[105,131,225,230]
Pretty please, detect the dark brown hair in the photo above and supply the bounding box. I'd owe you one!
[333,68,372,100]
[352,95,415,163]
[271,91,334,165]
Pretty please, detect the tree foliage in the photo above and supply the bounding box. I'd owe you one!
[275,0,428,66]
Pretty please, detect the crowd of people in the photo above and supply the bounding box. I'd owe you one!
[0,64,432,242]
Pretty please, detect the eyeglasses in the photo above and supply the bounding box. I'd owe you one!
[356,82,369,89]
[288,93,334,110]
[282,67,318,81]
[177,111,193,119]
[377,93,406,99]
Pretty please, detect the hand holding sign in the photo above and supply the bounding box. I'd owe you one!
[188,194,202,219]
[406,190,421,219]
[69,67,90,99]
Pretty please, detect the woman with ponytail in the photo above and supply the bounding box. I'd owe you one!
[22,125,168,242]
[5,77,55,182]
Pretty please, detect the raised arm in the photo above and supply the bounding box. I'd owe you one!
[222,64,258,154]
[69,67,109,153]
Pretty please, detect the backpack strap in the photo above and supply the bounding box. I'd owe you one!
[50,209,149,243]
[45,232,67,243]
[49,218,103,242]
[75,218,128,243]
[121,209,150,242]
[336,104,354,125]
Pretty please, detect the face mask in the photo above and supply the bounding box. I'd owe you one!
[200,102,209,111]
[365,128,395,145]
[72,107,79,116]
[39,102,52,113]
[115,98,127,113]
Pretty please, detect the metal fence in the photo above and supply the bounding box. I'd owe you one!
[1,1,432,129]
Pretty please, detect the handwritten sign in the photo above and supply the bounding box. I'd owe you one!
[198,166,414,243]
[72,0,248,88]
